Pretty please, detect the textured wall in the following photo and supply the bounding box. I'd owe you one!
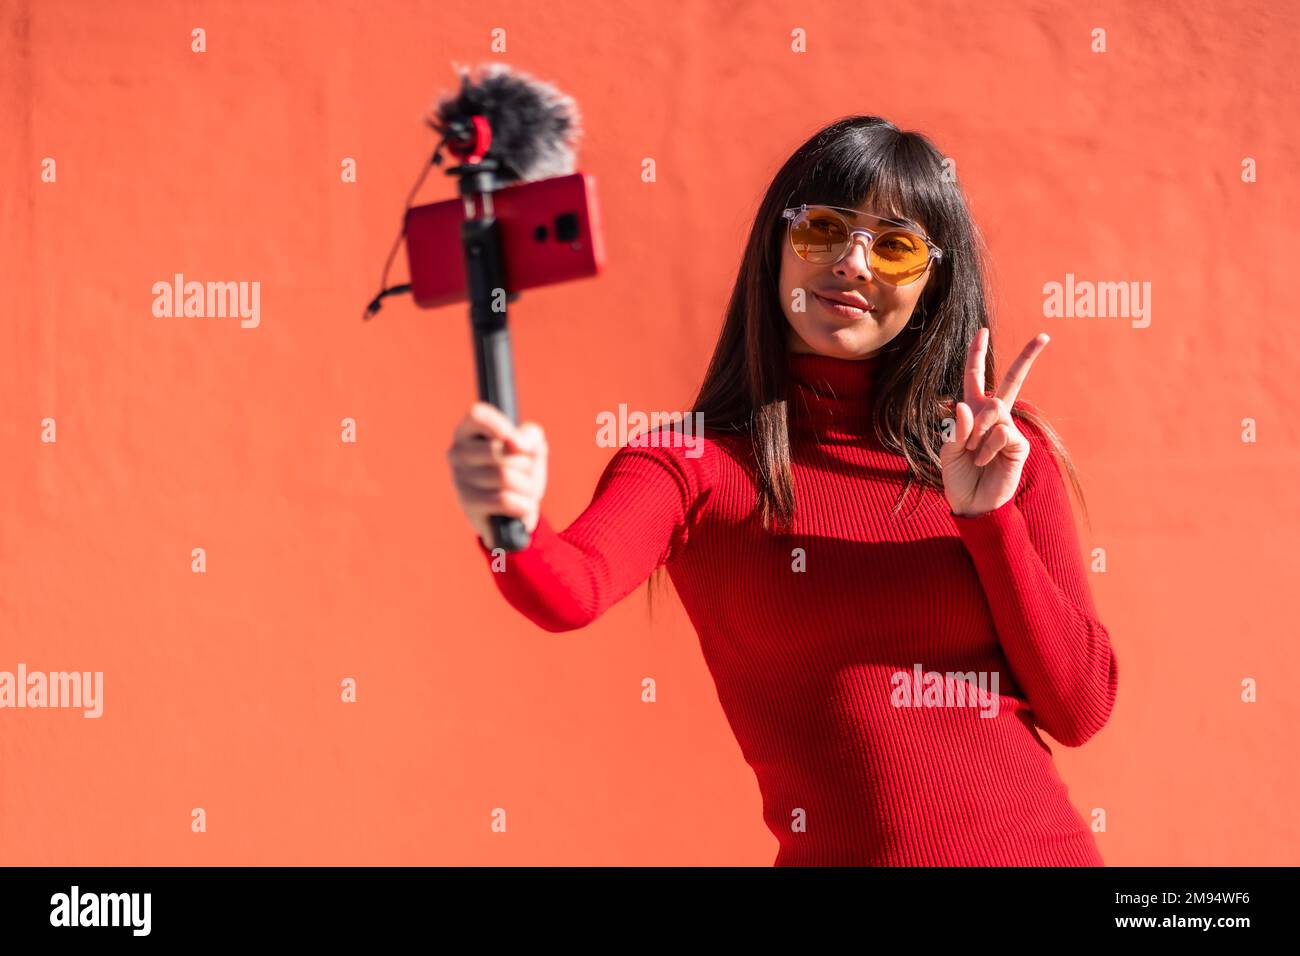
[2,0,1297,865]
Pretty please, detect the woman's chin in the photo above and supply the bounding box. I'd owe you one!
[788,318,897,357]
[819,326,881,354]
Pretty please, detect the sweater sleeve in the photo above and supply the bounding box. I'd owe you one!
[474,432,715,633]
[948,406,1118,747]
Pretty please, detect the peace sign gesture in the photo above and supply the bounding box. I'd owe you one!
[941,327,1050,517]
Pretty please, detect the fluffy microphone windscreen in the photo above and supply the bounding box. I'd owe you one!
[429,62,583,183]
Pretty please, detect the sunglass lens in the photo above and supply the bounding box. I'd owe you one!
[789,208,848,264]
[869,230,931,286]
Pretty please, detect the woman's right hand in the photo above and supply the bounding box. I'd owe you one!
[446,402,548,548]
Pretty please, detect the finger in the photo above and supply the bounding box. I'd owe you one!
[974,422,1012,466]
[944,401,974,452]
[964,396,1007,451]
[963,328,988,405]
[452,420,545,464]
[460,486,536,517]
[995,333,1050,407]
[453,402,524,450]
[453,461,538,494]
[512,422,547,454]
[449,438,534,467]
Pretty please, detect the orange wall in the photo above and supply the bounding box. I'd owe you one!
[2,0,1297,865]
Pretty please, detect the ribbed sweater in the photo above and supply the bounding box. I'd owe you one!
[475,349,1119,866]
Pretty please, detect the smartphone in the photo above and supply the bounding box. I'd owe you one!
[403,172,606,309]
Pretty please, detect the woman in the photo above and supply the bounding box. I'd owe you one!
[447,115,1119,866]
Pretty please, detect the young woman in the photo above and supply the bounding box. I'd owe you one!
[447,115,1119,867]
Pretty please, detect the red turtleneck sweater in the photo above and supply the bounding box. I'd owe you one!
[474,350,1118,866]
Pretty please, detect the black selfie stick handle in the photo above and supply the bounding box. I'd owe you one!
[463,209,531,553]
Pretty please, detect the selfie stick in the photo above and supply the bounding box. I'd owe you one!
[437,121,528,550]
[428,64,582,552]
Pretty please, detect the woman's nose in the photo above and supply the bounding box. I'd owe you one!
[833,235,874,282]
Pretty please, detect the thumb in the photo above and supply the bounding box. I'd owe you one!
[511,422,545,455]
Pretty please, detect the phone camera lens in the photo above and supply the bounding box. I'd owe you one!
[554,213,579,243]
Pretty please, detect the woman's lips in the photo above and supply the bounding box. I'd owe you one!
[813,291,874,316]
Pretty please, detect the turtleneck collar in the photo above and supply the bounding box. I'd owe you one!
[786,349,882,442]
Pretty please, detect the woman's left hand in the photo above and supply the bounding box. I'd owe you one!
[941,327,1050,517]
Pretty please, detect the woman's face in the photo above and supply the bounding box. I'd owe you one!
[779,203,933,359]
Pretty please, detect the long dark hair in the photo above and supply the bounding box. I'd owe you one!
[645,115,1089,614]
